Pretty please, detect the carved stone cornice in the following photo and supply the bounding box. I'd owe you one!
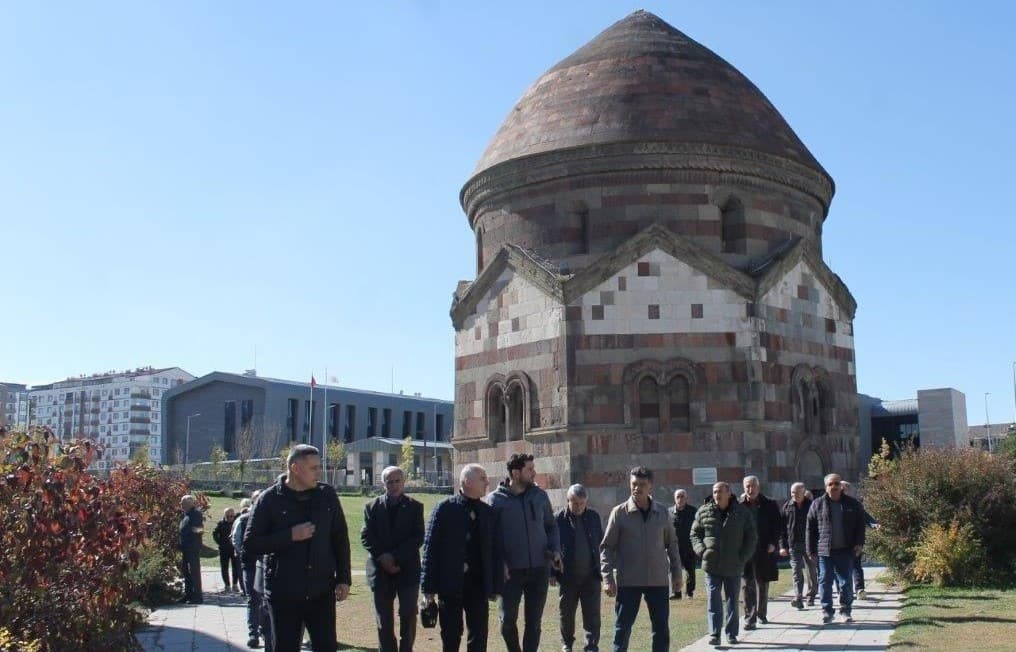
[460,141,835,226]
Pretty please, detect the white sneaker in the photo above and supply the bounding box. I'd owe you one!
[856,589,866,600]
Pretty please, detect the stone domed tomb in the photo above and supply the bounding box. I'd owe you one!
[450,10,857,508]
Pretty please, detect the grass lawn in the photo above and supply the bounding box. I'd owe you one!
[888,585,1016,651]
[196,490,793,650]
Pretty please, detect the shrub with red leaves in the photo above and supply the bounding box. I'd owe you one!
[0,427,191,650]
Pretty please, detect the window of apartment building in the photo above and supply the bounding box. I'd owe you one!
[415,412,425,439]
[367,407,377,437]
[303,400,313,441]
[287,399,299,441]
[344,405,356,442]
[436,413,445,442]
[382,408,391,437]
[402,411,412,437]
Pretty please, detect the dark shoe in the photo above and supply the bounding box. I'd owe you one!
[822,612,834,624]
[743,622,757,631]
[708,636,720,646]
[246,637,260,649]
[759,616,768,624]
[727,636,739,644]
[857,589,867,600]
[687,591,694,598]
[840,610,853,623]
[186,599,203,605]
[807,597,816,606]
[670,592,682,600]
[791,598,803,609]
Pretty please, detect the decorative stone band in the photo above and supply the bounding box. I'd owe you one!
[459,141,835,225]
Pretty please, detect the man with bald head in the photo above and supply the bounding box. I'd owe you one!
[779,482,817,608]
[807,474,866,625]
[421,464,499,651]
[668,488,698,600]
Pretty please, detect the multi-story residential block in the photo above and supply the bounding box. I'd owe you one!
[28,367,194,470]
[1,382,29,430]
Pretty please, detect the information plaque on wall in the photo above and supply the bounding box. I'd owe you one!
[692,467,717,485]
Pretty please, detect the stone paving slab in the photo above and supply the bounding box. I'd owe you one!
[680,566,902,652]
[139,567,902,651]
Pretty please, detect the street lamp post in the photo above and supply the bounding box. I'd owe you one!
[1011,361,1016,428]
[185,413,201,474]
[984,394,991,453]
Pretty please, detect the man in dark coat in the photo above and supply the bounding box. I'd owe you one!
[244,445,352,652]
[361,466,425,652]
[739,476,781,630]
[667,488,697,600]
[553,483,603,652]
[421,463,498,652]
[178,494,204,604]
[779,482,817,608]
[807,473,867,624]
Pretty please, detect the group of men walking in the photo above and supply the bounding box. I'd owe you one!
[179,444,871,652]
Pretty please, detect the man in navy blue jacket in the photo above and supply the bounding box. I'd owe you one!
[421,464,498,652]
[554,484,603,652]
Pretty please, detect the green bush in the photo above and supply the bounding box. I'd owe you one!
[864,443,1016,586]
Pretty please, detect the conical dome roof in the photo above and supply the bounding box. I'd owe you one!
[473,10,830,186]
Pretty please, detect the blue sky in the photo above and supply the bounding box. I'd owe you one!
[1,2,1014,425]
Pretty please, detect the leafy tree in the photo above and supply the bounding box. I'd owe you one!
[400,437,414,478]
[208,445,227,480]
[129,442,150,466]
[325,438,346,485]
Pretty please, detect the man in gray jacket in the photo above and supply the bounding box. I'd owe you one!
[486,453,562,652]
[600,466,681,652]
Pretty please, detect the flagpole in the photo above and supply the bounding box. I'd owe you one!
[308,373,314,446]
[323,366,329,483]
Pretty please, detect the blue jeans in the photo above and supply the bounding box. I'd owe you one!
[819,549,855,615]
[612,586,669,652]
[705,573,740,639]
[499,567,550,652]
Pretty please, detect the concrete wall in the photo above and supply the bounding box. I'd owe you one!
[918,388,968,448]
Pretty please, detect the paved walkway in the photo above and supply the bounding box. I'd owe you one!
[681,566,903,652]
[137,567,902,651]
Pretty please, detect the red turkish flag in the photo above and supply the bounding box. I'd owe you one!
[310,376,317,388]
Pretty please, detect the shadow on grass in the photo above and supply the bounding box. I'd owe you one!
[898,615,1016,627]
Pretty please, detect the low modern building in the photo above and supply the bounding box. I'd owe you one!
[968,422,1014,451]
[857,388,968,469]
[163,372,454,485]
[26,367,195,470]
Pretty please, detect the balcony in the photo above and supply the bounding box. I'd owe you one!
[130,404,151,412]
[129,417,151,424]
[130,392,151,400]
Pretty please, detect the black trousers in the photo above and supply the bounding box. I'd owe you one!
[373,574,419,652]
[219,548,240,588]
[243,564,262,638]
[180,548,202,602]
[558,573,601,652]
[438,573,488,652]
[268,590,336,652]
[742,560,770,624]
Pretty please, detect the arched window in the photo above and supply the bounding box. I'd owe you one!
[506,382,525,441]
[797,449,825,493]
[638,376,660,434]
[720,196,745,254]
[667,375,690,432]
[486,384,505,443]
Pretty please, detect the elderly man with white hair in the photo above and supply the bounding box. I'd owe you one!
[554,484,603,652]
[779,482,817,608]
[421,464,499,652]
[362,466,425,652]
[178,494,205,604]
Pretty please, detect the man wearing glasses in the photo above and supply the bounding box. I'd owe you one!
[806,474,866,624]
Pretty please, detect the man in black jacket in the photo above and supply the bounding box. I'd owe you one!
[553,484,602,652]
[779,482,817,608]
[178,494,204,604]
[212,507,241,592]
[244,445,352,652]
[807,473,866,624]
[421,463,497,652]
[739,476,781,630]
[668,488,697,600]
[361,466,425,652]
